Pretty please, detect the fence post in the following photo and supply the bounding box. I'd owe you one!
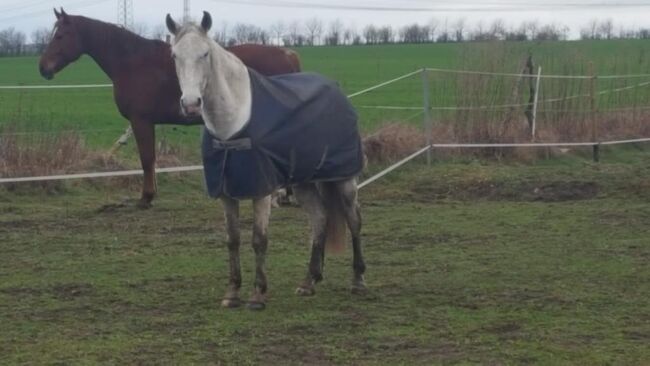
[589,62,599,162]
[421,68,432,165]
[531,66,542,140]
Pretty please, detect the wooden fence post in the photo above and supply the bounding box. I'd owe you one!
[589,62,599,162]
[531,66,542,140]
[421,68,432,165]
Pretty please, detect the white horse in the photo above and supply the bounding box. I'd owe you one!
[166,12,367,310]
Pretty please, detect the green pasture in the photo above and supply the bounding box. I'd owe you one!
[1,150,649,364]
[2,40,650,154]
[2,40,650,364]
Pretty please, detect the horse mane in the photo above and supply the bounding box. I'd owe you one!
[71,15,164,55]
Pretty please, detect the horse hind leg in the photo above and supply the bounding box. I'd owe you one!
[221,196,243,308]
[247,195,272,310]
[336,178,367,294]
[293,183,327,296]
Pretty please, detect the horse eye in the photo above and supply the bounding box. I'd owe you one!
[55,34,63,40]
[201,52,208,59]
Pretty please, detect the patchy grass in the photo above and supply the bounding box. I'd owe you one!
[1,149,649,364]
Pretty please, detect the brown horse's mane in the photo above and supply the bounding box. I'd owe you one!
[71,15,167,56]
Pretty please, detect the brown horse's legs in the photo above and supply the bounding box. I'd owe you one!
[221,196,242,308]
[131,120,156,209]
[337,179,367,294]
[293,183,327,296]
[248,196,272,310]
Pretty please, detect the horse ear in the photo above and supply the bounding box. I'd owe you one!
[54,8,61,19]
[166,14,178,35]
[60,7,70,23]
[201,11,212,33]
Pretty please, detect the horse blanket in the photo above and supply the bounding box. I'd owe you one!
[202,69,363,199]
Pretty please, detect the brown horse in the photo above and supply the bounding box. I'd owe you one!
[38,8,300,208]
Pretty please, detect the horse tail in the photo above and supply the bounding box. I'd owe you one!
[320,182,347,254]
[284,48,302,72]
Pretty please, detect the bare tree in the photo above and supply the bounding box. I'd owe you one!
[598,19,614,40]
[377,26,393,44]
[585,18,599,39]
[522,20,539,40]
[213,22,229,45]
[489,18,506,40]
[363,24,377,44]
[0,27,26,56]
[325,19,343,46]
[132,22,149,37]
[305,17,323,46]
[343,26,357,45]
[427,18,439,42]
[269,21,286,46]
[150,24,167,41]
[287,20,303,46]
[233,23,267,45]
[31,27,51,54]
[535,23,568,41]
[453,18,466,42]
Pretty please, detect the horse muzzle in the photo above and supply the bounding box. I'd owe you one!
[39,64,55,80]
[180,96,202,117]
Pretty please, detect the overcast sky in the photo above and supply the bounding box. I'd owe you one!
[2,0,650,40]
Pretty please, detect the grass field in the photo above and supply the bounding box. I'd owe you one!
[1,151,649,364]
[2,40,650,151]
[2,40,650,364]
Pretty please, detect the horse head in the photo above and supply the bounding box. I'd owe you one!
[166,11,213,117]
[39,8,84,80]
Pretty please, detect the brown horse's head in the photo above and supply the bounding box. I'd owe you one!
[39,8,84,80]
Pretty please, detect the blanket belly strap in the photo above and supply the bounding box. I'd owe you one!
[212,137,252,151]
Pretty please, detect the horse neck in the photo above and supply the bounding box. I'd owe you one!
[77,17,146,80]
[202,42,252,140]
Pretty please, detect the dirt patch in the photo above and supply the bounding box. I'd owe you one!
[51,283,95,300]
[623,330,650,341]
[158,225,214,235]
[254,340,333,366]
[369,338,462,363]
[483,321,523,340]
[1,282,95,301]
[412,180,599,202]
[0,219,37,232]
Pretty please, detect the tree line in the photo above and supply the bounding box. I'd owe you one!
[1,17,649,57]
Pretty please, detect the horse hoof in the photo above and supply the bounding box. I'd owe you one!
[350,283,368,295]
[221,298,242,308]
[247,301,266,311]
[295,286,315,296]
[136,200,152,210]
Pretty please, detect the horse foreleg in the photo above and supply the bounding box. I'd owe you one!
[337,179,367,294]
[221,196,242,308]
[248,195,272,310]
[131,120,156,209]
[293,183,327,296]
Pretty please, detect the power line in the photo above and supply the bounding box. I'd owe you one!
[0,0,111,24]
[0,0,54,15]
[209,0,650,12]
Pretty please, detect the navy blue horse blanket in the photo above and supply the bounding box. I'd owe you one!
[202,69,363,199]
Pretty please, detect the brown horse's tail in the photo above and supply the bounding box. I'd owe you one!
[320,182,347,254]
[284,48,302,72]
